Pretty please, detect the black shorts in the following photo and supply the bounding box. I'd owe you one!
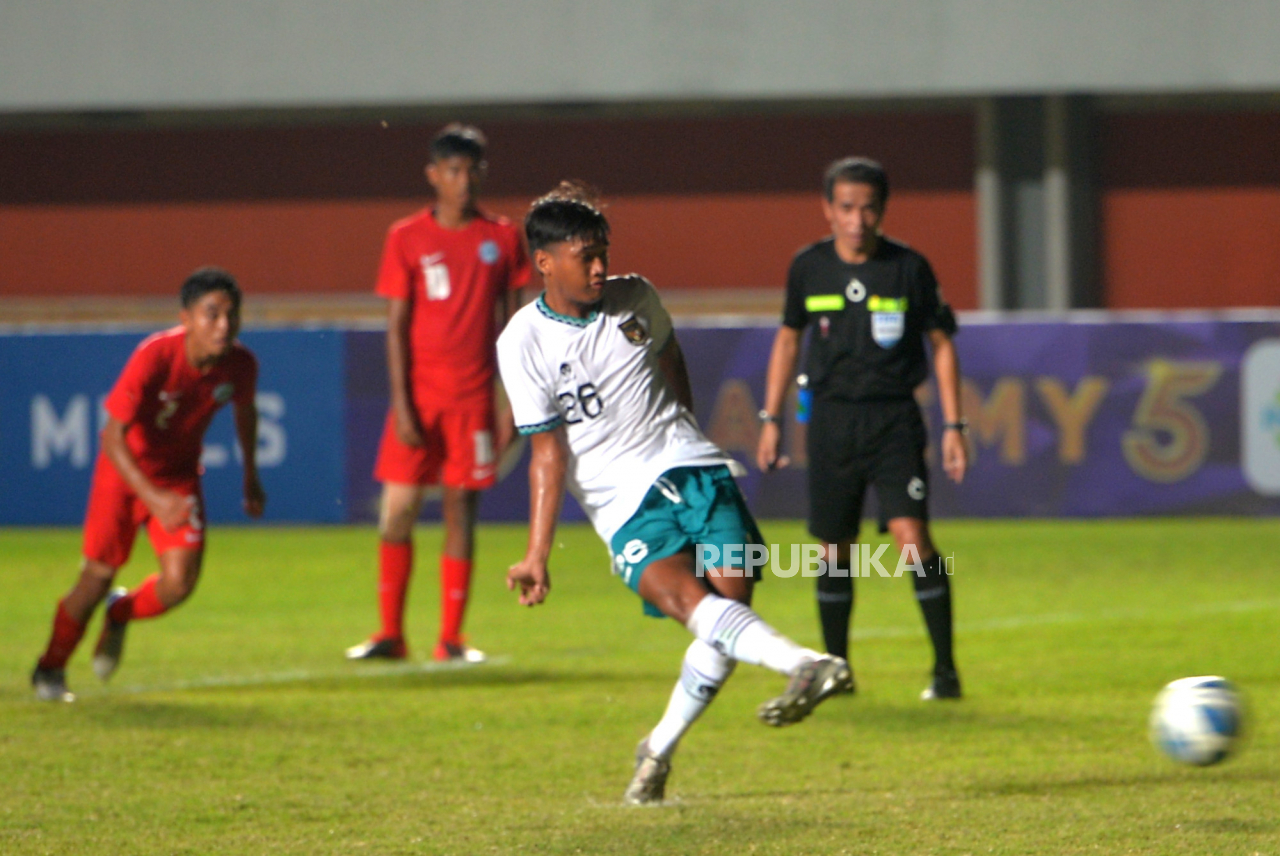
[807,397,929,543]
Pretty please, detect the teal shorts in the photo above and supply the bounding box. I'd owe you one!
[609,465,765,618]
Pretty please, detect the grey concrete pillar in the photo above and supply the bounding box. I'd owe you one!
[976,95,1098,309]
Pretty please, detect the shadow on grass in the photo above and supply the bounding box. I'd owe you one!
[75,700,276,730]
[968,766,1280,798]
[94,664,636,699]
[1180,817,1278,834]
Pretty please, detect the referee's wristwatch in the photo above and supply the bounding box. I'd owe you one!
[758,409,781,425]
[943,419,969,435]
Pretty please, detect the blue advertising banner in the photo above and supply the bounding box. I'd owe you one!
[470,316,1280,524]
[3,315,1278,526]
[674,317,1280,521]
[0,329,346,524]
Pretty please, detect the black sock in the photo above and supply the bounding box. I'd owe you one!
[913,553,955,675]
[816,567,853,661]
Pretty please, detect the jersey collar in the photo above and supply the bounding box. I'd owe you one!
[536,293,599,327]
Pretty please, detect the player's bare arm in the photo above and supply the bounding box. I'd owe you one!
[756,325,801,471]
[99,415,190,532]
[506,426,568,606]
[928,328,968,484]
[234,399,266,518]
[656,335,694,412]
[385,297,424,446]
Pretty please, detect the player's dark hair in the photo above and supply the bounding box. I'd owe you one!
[823,156,889,206]
[524,181,611,253]
[180,266,242,311]
[429,123,487,163]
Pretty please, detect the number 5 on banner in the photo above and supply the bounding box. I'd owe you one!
[1122,359,1222,483]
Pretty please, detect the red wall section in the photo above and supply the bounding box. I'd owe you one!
[0,190,977,306]
[0,109,977,308]
[1103,188,1280,308]
[0,201,417,296]
[1101,111,1280,309]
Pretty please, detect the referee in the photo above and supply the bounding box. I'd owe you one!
[755,157,968,700]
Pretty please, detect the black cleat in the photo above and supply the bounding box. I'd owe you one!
[921,668,962,700]
[32,665,75,702]
[345,637,407,660]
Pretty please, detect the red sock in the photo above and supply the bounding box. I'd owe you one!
[37,599,87,670]
[121,574,168,620]
[378,540,413,641]
[439,555,473,646]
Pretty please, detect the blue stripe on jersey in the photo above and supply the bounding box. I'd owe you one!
[536,294,599,327]
[517,416,564,435]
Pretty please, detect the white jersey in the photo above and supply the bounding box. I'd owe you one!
[497,275,733,544]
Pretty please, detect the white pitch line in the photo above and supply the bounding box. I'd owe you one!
[88,654,513,696]
[69,598,1279,697]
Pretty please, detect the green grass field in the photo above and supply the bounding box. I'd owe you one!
[2,519,1277,855]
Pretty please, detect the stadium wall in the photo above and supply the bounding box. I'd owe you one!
[3,109,1278,310]
[4,315,1279,526]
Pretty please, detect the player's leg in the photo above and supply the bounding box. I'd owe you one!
[816,541,858,663]
[351,409,439,659]
[346,481,426,659]
[33,559,118,701]
[93,490,206,681]
[434,407,495,662]
[620,468,849,803]
[435,486,483,661]
[875,401,960,699]
[885,516,959,699]
[640,555,850,726]
[807,397,867,670]
[33,458,138,701]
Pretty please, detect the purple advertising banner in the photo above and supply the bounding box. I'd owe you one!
[345,314,1280,524]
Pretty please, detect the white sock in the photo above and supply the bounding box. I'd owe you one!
[685,595,818,675]
[647,639,735,760]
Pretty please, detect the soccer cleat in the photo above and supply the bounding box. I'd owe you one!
[921,668,962,701]
[623,738,671,805]
[757,654,853,727]
[92,587,130,682]
[32,665,75,703]
[433,641,487,663]
[345,637,408,660]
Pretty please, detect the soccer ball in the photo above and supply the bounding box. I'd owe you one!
[1149,676,1242,766]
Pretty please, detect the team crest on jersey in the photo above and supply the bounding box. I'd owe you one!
[213,383,235,403]
[618,316,649,346]
[478,240,500,265]
[559,362,572,377]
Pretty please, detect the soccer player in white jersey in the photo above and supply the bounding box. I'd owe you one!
[497,183,853,805]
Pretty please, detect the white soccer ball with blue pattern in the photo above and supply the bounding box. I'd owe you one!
[1149,676,1242,766]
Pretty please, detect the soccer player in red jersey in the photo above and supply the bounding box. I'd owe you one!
[345,124,531,663]
[32,267,265,702]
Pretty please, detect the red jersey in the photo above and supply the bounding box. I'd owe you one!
[103,326,258,484]
[375,208,531,403]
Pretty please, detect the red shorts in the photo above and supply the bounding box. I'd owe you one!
[82,454,205,568]
[373,400,497,489]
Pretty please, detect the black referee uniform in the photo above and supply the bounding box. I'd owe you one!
[781,233,962,699]
[784,235,956,541]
